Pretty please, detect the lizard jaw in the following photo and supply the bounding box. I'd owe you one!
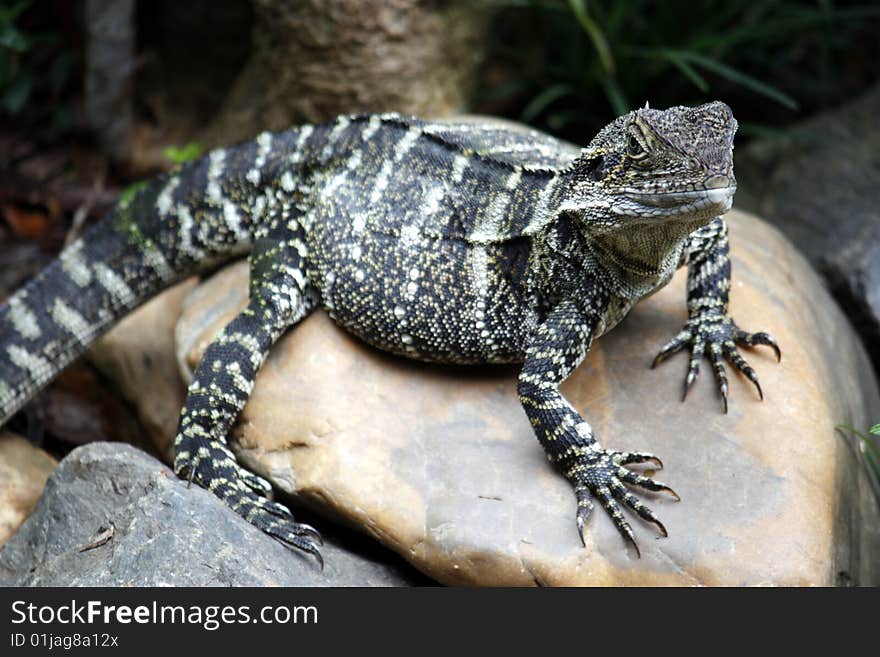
[705,185,735,214]
[624,185,736,219]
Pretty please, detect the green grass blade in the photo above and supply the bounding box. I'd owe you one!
[676,50,799,110]
[567,0,615,75]
[0,1,31,24]
[659,50,709,92]
[837,425,869,442]
[520,83,575,122]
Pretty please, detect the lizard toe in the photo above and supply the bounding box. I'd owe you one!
[656,311,779,412]
[567,447,673,555]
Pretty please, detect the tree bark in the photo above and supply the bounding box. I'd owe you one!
[201,0,491,146]
[84,0,135,163]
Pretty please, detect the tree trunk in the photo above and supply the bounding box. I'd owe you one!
[201,0,491,146]
[84,0,135,163]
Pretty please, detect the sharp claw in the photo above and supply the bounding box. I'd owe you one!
[617,452,663,469]
[653,519,668,537]
[297,539,324,571]
[663,486,681,502]
[627,534,641,559]
[682,371,697,401]
[762,337,782,363]
[576,495,593,547]
[740,330,782,362]
[720,381,729,414]
[297,523,323,545]
[754,379,764,401]
[652,349,673,369]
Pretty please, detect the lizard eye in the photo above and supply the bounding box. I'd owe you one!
[626,127,649,163]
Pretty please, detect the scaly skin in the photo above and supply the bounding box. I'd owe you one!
[0,104,779,564]
[653,217,782,412]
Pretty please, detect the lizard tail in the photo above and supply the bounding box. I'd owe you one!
[0,158,253,425]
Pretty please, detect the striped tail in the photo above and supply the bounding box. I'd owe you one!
[0,143,260,424]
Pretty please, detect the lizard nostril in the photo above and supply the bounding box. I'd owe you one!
[705,174,733,189]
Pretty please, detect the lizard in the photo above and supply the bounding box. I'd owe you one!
[0,102,780,567]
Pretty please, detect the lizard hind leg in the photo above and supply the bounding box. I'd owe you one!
[172,234,323,566]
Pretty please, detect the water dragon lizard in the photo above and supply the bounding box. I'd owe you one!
[0,103,780,566]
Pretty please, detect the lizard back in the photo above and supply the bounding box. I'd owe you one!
[295,114,574,363]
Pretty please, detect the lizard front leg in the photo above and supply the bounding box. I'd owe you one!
[653,216,781,412]
[518,295,677,554]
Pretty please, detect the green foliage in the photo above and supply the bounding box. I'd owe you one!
[0,0,35,114]
[837,424,880,492]
[0,2,31,53]
[118,180,149,209]
[0,0,74,129]
[163,142,204,166]
[482,0,880,141]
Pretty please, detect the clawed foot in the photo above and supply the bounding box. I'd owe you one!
[240,493,325,570]
[652,311,781,413]
[566,446,679,556]
[175,446,324,568]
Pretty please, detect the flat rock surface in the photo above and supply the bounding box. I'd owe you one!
[176,209,880,586]
[0,442,420,586]
[0,432,56,549]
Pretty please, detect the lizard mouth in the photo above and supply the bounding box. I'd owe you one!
[626,185,736,213]
[627,185,736,200]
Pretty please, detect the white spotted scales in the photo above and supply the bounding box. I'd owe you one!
[0,105,780,565]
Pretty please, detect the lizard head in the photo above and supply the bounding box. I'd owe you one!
[561,101,738,227]
[550,102,738,287]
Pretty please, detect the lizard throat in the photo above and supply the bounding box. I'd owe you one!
[586,217,707,295]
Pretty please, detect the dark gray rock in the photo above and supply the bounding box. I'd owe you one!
[736,84,880,373]
[0,442,421,586]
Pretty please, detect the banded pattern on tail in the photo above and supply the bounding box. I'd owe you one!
[0,207,176,423]
[0,130,298,423]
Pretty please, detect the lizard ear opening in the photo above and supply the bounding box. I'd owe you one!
[582,154,605,182]
[564,148,608,185]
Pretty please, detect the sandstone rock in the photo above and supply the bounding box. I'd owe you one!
[88,278,197,460]
[0,431,56,548]
[736,84,880,375]
[175,209,880,586]
[0,442,421,586]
